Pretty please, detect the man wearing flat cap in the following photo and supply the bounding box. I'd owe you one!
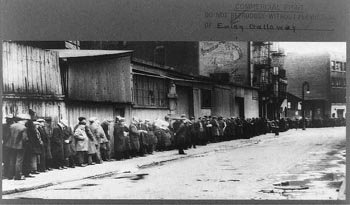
[36,119,51,172]
[5,114,30,180]
[174,116,187,155]
[2,114,14,179]
[74,117,89,167]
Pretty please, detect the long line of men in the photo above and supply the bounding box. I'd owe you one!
[2,113,277,180]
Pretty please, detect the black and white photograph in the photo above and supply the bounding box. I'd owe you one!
[1,41,346,200]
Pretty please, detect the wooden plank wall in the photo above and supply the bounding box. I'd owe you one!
[66,103,114,128]
[2,41,63,95]
[66,103,116,155]
[67,56,132,103]
[2,99,67,125]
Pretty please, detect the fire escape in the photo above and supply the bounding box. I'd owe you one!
[252,42,287,120]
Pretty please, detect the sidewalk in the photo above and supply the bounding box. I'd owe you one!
[2,133,276,195]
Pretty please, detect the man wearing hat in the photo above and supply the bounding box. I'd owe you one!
[174,116,187,155]
[113,116,129,160]
[74,117,89,167]
[89,117,105,164]
[129,117,141,157]
[36,119,51,172]
[188,116,198,149]
[60,120,76,168]
[23,120,43,177]
[100,119,113,161]
[5,114,30,180]
[2,114,14,179]
[51,120,67,170]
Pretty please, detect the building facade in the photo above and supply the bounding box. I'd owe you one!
[2,41,261,155]
[284,51,346,120]
[251,42,287,120]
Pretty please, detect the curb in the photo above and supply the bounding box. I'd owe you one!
[2,138,262,195]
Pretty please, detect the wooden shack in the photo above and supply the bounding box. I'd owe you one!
[54,49,133,127]
[2,41,66,126]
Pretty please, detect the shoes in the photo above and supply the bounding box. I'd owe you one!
[31,171,40,175]
[78,164,87,167]
[24,174,35,178]
[14,176,26,180]
[62,166,68,169]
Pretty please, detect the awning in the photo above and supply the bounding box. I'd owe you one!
[50,49,133,58]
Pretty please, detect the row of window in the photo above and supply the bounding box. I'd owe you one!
[133,75,168,107]
[132,75,213,108]
[331,61,346,72]
[331,77,346,87]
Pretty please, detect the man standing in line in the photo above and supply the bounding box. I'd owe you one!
[100,119,112,161]
[36,119,49,172]
[129,117,141,158]
[2,114,14,179]
[51,121,67,169]
[74,117,89,167]
[86,120,97,165]
[174,116,187,155]
[89,118,106,164]
[5,114,30,180]
[60,120,76,168]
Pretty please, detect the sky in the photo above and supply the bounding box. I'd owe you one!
[278,42,346,55]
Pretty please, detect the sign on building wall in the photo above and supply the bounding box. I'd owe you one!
[199,41,248,85]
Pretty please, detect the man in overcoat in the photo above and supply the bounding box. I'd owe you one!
[4,114,30,180]
[51,121,66,169]
[129,117,141,157]
[113,116,126,160]
[89,117,103,164]
[74,117,89,167]
[60,120,76,168]
[2,114,14,179]
[100,119,112,161]
[36,119,49,172]
[174,116,187,155]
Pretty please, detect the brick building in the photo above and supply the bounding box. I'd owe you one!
[251,42,287,120]
[284,51,346,120]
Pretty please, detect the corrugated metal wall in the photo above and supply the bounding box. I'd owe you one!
[2,41,63,95]
[67,56,132,103]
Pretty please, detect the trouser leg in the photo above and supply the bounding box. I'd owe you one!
[15,149,25,179]
[97,144,102,163]
[3,147,11,178]
[8,149,17,179]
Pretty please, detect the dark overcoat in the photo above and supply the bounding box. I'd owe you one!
[129,123,140,151]
[51,125,64,160]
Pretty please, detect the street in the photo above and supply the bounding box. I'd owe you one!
[3,127,346,200]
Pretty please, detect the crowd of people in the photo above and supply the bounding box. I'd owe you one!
[2,113,346,180]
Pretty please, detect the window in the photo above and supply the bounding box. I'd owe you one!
[331,78,335,86]
[133,75,168,107]
[201,89,212,108]
[331,61,335,70]
[335,62,341,71]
